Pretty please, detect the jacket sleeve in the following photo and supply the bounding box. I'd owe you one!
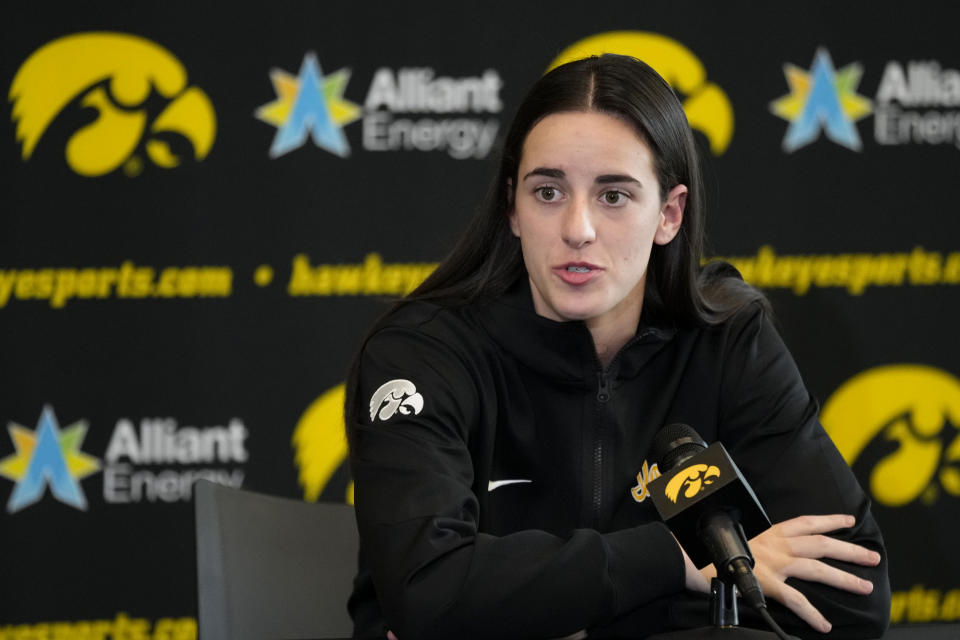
[347,323,686,640]
[717,305,891,639]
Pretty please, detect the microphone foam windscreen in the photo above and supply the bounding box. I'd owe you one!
[652,423,708,472]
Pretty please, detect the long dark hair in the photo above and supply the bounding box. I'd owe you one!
[405,53,763,326]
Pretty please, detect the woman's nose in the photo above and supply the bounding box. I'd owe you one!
[561,199,597,248]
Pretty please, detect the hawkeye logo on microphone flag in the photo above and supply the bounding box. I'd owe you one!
[664,463,721,503]
[649,444,734,518]
[0,406,101,513]
[9,32,216,177]
[769,48,872,152]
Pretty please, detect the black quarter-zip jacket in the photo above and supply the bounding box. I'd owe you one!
[346,281,890,640]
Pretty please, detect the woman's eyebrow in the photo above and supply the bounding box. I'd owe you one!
[595,174,641,185]
[521,169,642,185]
[522,167,565,180]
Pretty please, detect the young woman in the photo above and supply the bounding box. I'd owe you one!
[345,54,890,639]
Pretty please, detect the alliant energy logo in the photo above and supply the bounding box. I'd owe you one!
[256,52,503,159]
[822,364,960,507]
[255,53,362,158]
[363,66,502,158]
[9,32,216,176]
[874,60,960,148]
[103,416,248,503]
[0,406,249,511]
[770,48,872,152]
[771,48,960,152]
[0,406,100,513]
[548,31,734,155]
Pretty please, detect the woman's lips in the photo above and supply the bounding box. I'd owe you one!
[554,263,602,285]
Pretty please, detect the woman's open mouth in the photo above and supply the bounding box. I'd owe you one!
[554,263,602,285]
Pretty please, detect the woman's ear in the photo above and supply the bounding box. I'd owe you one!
[654,184,687,245]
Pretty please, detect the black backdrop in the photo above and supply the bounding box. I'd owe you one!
[3,2,960,635]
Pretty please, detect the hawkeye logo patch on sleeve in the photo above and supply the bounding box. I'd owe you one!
[369,379,424,422]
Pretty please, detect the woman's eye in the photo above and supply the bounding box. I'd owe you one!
[603,190,627,205]
[536,186,560,202]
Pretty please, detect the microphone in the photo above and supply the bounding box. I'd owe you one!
[647,423,771,610]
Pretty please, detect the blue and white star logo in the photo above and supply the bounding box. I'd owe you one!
[770,48,873,152]
[255,52,363,158]
[0,406,101,513]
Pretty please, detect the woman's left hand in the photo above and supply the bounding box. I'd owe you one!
[698,514,881,634]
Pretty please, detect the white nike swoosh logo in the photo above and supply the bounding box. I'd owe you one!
[487,479,532,492]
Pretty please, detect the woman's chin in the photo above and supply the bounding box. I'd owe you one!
[529,284,609,323]
[551,302,604,323]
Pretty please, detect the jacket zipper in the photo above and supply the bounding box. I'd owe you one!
[590,328,653,529]
[592,372,610,528]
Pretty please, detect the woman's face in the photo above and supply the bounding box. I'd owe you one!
[509,110,686,333]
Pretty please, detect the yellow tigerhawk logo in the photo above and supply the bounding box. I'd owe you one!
[665,463,721,503]
[292,383,353,504]
[9,32,216,177]
[548,32,734,155]
[822,365,960,507]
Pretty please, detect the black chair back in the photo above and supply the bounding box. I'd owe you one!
[195,479,358,639]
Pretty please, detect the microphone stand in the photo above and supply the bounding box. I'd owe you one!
[711,577,741,629]
[646,576,799,639]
